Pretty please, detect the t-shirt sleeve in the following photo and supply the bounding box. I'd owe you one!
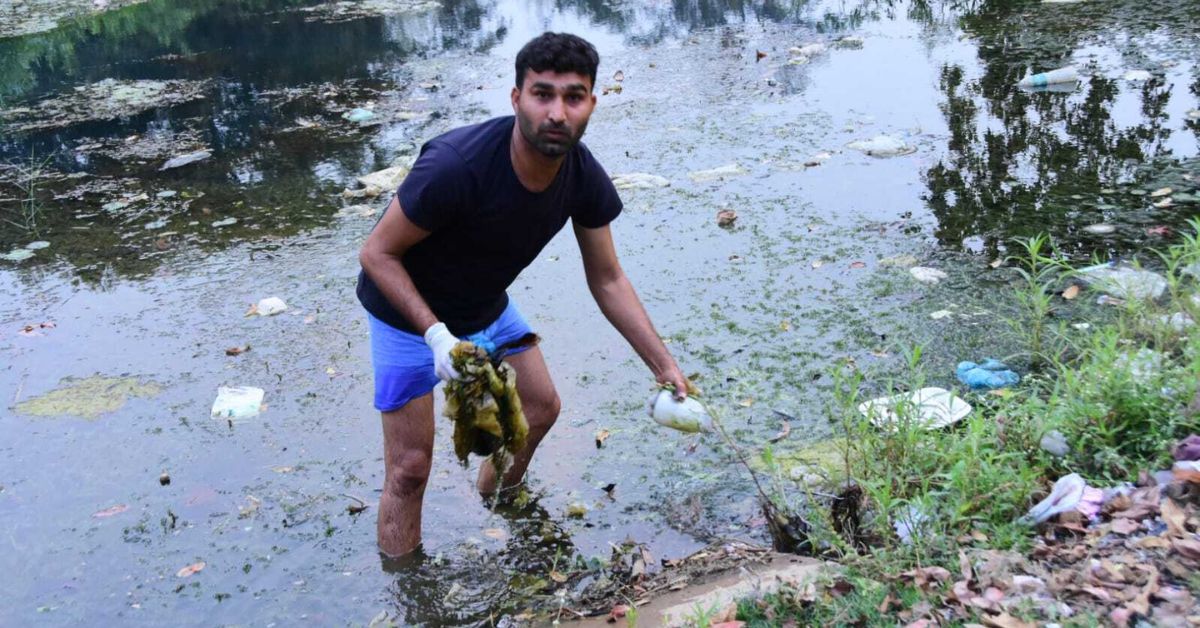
[396,141,472,232]
[572,150,623,229]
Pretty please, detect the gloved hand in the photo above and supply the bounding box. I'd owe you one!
[423,322,461,381]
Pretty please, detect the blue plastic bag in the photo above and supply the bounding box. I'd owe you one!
[956,359,1020,391]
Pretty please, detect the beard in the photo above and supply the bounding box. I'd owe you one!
[516,108,587,158]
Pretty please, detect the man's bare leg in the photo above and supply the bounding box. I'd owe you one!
[378,393,435,557]
[477,346,561,495]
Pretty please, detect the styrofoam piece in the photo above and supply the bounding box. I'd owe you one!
[857,387,972,430]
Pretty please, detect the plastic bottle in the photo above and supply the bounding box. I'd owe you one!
[1017,66,1080,89]
[647,390,713,433]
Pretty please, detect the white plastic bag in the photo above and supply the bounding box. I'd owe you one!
[211,386,265,421]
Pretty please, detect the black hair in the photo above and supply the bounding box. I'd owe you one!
[514,32,600,91]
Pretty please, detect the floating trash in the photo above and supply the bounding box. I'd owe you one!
[355,165,410,193]
[342,107,375,123]
[211,386,265,420]
[25,241,50,250]
[611,173,670,189]
[846,135,915,157]
[248,297,288,316]
[160,150,212,171]
[858,387,972,430]
[211,217,237,227]
[2,249,35,262]
[1017,66,1080,89]
[1083,223,1116,235]
[1122,70,1153,81]
[688,163,748,182]
[909,266,947,284]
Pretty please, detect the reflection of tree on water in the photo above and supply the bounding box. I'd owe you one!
[923,0,1199,259]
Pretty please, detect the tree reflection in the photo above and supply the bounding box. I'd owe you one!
[924,0,1200,259]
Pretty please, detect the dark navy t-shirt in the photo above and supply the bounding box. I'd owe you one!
[357,116,623,335]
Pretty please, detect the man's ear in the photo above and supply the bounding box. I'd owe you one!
[511,86,519,112]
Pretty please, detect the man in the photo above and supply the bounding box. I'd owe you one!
[358,32,689,557]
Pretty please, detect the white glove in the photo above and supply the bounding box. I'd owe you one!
[423,322,461,382]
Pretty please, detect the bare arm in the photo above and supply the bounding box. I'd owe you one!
[573,222,688,398]
[358,196,439,333]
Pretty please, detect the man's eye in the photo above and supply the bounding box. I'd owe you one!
[566,94,583,103]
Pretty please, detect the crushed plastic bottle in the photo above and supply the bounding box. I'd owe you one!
[1017,66,1080,89]
[647,390,713,433]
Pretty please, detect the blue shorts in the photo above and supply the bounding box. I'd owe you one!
[367,301,535,412]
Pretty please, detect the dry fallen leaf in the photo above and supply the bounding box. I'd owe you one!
[981,613,1036,628]
[1110,518,1140,535]
[176,561,206,578]
[850,261,866,269]
[594,429,611,449]
[1062,285,1080,300]
[1161,498,1187,536]
[225,345,250,356]
[549,570,568,583]
[755,50,767,61]
[769,421,791,443]
[989,259,1003,269]
[738,398,755,408]
[1171,537,1200,561]
[92,504,129,518]
[482,528,507,540]
[717,209,738,228]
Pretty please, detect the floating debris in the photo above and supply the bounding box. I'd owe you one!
[1,248,35,262]
[846,135,915,157]
[342,107,375,123]
[1083,223,1116,234]
[15,376,161,420]
[1122,70,1153,81]
[247,297,288,316]
[611,173,670,189]
[688,163,748,183]
[909,266,947,284]
[297,0,441,23]
[160,150,212,171]
[1017,66,1080,89]
[716,209,738,228]
[210,386,265,421]
[1,79,210,132]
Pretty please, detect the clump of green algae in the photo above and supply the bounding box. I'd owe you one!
[15,375,161,419]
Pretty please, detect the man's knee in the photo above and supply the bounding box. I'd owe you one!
[524,392,561,430]
[385,448,433,496]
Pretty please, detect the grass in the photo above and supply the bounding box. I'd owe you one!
[3,151,51,235]
[734,222,1200,625]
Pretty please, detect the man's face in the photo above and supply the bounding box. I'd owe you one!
[511,69,596,158]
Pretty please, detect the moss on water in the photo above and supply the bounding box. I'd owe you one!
[14,375,161,419]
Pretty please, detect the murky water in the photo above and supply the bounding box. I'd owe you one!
[2,0,1198,624]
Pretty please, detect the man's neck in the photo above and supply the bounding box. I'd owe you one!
[509,123,564,193]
